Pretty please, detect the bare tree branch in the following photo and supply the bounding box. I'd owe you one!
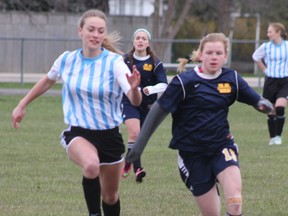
[168,0,193,39]
[153,0,194,60]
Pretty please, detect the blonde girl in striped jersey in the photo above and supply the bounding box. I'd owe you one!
[12,9,141,216]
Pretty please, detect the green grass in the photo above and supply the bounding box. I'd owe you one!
[1,94,288,215]
[0,82,62,90]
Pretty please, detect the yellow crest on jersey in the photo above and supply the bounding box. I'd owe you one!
[217,83,231,93]
[143,63,153,71]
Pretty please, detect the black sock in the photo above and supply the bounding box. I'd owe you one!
[102,199,120,216]
[82,176,101,216]
[226,213,242,216]
[267,115,276,138]
[275,107,285,136]
[276,116,285,136]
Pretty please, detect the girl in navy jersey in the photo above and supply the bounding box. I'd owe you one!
[252,22,288,145]
[11,9,141,216]
[121,28,168,183]
[126,33,273,216]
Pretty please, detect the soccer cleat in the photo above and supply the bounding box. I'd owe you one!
[135,167,146,183]
[269,137,275,145]
[274,136,282,145]
[121,162,132,178]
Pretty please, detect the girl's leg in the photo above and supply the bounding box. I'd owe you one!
[67,137,101,215]
[194,185,221,216]
[274,98,287,144]
[217,166,242,216]
[100,163,122,216]
[122,118,146,182]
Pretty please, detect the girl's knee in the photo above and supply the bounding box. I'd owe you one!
[102,192,119,205]
[83,161,99,178]
[226,195,242,215]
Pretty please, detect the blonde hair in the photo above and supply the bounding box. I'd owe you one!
[78,9,123,55]
[177,33,229,73]
[269,22,287,39]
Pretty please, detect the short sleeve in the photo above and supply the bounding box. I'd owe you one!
[114,57,132,95]
[47,51,70,81]
[252,43,265,62]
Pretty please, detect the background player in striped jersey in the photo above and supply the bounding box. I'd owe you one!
[121,28,168,183]
[12,9,141,216]
[252,22,288,145]
[126,33,273,216]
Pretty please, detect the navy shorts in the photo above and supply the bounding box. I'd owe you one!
[178,143,239,196]
[60,126,125,165]
[122,102,150,126]
[263,77,288,103]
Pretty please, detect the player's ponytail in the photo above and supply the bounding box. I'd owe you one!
[177,56,192,73]
[269,22,287,40]
[102,31,124,55]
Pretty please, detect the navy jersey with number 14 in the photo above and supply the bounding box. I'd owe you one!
[158,66,261,153]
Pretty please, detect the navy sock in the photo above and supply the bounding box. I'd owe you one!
[127,142,134,154]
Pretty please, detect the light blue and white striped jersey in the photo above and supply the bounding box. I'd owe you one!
[47,48,132,130]
[252,40,288,78]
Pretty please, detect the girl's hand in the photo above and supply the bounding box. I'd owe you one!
[11,105,26,129]
[143,87,149,95]
[126,65,141,89]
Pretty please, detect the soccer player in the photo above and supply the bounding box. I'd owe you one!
[11,9,141,216]
[126,33,273,216]
[252,22,288,145]
[121,28,168,183]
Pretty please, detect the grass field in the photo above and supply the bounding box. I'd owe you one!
[1,92,288,216]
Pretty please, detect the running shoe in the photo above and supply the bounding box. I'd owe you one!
[269,137,275,145]
[274,136,282,145]
[135,167,146,183]
[121,162,132,178]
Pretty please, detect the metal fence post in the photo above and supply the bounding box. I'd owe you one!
[20,38,24,85]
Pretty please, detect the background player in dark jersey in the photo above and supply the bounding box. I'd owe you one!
[252,22,288,145]
[121,28,168,183]
[12,9,142,216]
[126,33,273,216]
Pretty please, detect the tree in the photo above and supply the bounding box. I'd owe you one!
[152,0,194,60]
[152,0,241,60]
[0,0,109,13]
[158,0,287,63]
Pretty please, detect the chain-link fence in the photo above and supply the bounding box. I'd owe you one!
[0,37,264,84]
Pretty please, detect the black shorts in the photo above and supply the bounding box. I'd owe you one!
[263,77,288,103]
[60,126,125,165]
[178,143,239,196]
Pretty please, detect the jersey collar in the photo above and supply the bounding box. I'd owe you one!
[194,65,222,80]
[133,52,150,61]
